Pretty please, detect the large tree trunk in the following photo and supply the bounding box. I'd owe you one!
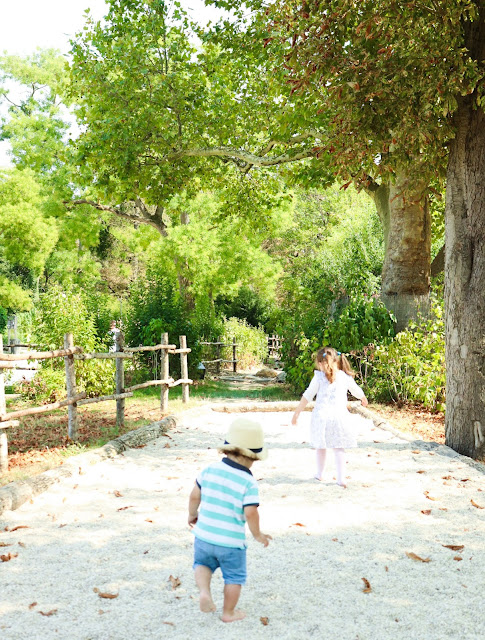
[368,176,431,331]
[444,13,485,458]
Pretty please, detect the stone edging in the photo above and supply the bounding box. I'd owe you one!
[0,415,177,517]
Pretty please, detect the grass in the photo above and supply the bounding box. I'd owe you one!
[0,377,296,487]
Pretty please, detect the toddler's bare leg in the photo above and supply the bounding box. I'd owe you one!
[194,565,216,612]
[221,584,246,622]
[315,448,327,480]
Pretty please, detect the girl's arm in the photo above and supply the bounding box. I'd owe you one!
[346,375,368,406]
[188,483,201,527]
[291,396,309,425]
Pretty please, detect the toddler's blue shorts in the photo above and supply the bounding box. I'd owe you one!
[193,537,247,585]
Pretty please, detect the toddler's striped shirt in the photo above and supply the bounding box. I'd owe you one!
[192,458,259,549]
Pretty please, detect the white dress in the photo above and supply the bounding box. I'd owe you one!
[302,370,367,449]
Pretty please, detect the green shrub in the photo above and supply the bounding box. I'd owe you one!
[221,317,267,370]
[25,285,115,401]
[358,302,445,411]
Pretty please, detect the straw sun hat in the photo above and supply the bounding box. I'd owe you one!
[219,418,268,461]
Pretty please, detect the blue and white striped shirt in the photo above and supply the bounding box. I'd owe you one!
[192,458,260,549]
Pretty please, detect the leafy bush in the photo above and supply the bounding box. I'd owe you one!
[356,301,445,411]
[215,286,273,330]
[24,286,115,401]
[221,317,267,370]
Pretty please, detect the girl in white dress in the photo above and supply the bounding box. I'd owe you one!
[291,346,368,487]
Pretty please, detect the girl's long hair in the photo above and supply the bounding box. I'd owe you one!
[315,346,356,383]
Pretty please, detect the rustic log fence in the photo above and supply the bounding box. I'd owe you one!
[0,331,192,474]
[267,333,283,359]
[200,337,238,375]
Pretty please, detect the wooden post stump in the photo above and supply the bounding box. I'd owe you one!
[180,335,189,404]
[64,333,78,441]
[115,331,125,430]
[232,337,237,373]
[216,336,221,375]
[161,333,169,411]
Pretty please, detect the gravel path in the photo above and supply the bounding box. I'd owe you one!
[1,406,484,640]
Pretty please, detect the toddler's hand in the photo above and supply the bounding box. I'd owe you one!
[188,514,198,527]
[291,412,299,426]
[361,397,368,408]
[255,533,272,547]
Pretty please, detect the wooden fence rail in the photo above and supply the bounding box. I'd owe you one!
[200,337,238,374]
[0,331,192,475]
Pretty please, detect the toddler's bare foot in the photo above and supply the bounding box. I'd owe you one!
[221,609,246,623]
[337,482,347,488]
[199,592,216,612]
[313,475,323,481]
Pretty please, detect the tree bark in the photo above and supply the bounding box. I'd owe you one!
[444,89,485,456]
[368,176,431,331]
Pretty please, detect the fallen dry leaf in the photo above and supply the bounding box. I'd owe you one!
[18,542,26,548]
[39,609,57,616]
[97,591,119,599]
[73,484,79,490]
[9,525,29,533]
[28,602,37,610]
[145,519,154,523]
[442,475,451,480]
[117,506,135,512]
[421,510,432,515]
[454,556,463,561]
[169,575,181,590]
[406,551,431,563]
[163,443,171,448]
[113,490,123,498]
[292,522,305,527]
[0,542,12,547]
[412,450,421,454]
[332,538,338,542]
[163,622,175,626]
[416,470,426,474]
[362,577,372,593]
[385,566,389,572]
[1,552,18,562]
[471,499,484,509]
[424,491,439,501]
[442,544,464,551]
[260,616,269,626]
[439,507,448,511]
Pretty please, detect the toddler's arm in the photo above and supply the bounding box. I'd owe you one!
[188,483,201,527]
[244,505,272,547]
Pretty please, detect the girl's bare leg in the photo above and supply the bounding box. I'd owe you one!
[334,448,347,487]
[194,565,216,612]
[221,584,245,622]
[315,448,327,480]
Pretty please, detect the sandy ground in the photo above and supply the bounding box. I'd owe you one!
[0,406,484,640]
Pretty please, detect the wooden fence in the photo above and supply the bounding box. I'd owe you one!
[0,332,192,475]
[200,337,238,375]
[267,334,282,359]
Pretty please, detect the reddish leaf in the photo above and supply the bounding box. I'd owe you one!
[1,552,18,562]
[454,556,463,561]
[28,602,37,610]
[471,499,484,509]
[260,616,269,625]
[113,490,123,498]
[362,577,372,593]
[169,575,181,590]
[442,544,464,551]
[39,609,57,616]
[9,525,29,532]
[0,542,12,547]
[292,522,306,527]
[117,506,134,512]
[406,551,431,563]
[416,470,426,474]
[421,510,432,515]
[424,491,439,501]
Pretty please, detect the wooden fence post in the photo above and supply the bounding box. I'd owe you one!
[0,336,7,474]
[216,336,221,375]
[161,332,169,411]
[180,335,189,403]
[64,332,78,441]
[115,330,125,430]
[233,337,237,373]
